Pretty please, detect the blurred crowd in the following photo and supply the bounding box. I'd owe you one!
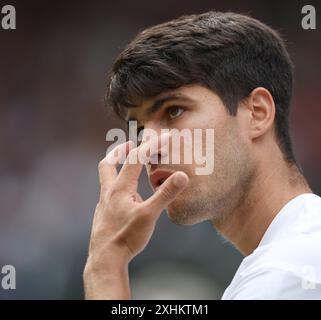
[0,0,320,299]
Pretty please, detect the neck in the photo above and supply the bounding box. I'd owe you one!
[212,154,312,256]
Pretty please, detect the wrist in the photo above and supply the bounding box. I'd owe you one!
[83,261,130,300]
[83,244,131,300]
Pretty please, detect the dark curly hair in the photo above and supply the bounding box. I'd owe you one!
[106,11,296,164]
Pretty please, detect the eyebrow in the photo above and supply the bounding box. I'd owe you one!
[127,94,195,122]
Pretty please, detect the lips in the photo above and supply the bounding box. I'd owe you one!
[149,169,175,190]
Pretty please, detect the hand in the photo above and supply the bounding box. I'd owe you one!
[83,133,189,299]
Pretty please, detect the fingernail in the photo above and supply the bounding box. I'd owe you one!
[127,140,135,149]
[173,172,188,188]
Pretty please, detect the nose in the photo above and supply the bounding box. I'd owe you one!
[141,122,167,171]
[140,121,163,142]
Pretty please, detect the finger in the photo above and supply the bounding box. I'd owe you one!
[143,171,189,216]
[117,132,170,190]
[98,140,135,196]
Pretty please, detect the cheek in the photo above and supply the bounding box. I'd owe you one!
[170,110,228,169]
[169,121,216,171]
[213,122,244,165]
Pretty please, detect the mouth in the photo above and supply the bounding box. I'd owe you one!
[149,169,175,191]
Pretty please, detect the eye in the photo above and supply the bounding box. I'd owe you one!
[166,106,184,120]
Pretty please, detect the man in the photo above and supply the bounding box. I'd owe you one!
[83,11,321,299]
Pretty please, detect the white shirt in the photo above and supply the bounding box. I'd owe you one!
[222,193,321,300]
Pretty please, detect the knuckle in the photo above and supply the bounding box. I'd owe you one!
[137,205,150,217]
[98,158,107,171]
[95,201,105,212]
[138,206,155,223]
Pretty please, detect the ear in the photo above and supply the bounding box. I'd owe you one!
[244,87,276,140]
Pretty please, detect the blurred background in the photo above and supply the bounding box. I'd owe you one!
[0,0,320,299]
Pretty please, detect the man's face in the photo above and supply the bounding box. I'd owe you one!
[127,84,256,225]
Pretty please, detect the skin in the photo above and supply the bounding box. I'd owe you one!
[83,84,312,299]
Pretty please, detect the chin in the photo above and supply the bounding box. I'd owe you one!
[166,203,201,226]
[166,190,213,226]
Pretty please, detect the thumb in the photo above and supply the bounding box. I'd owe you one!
[144,171,189,215]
